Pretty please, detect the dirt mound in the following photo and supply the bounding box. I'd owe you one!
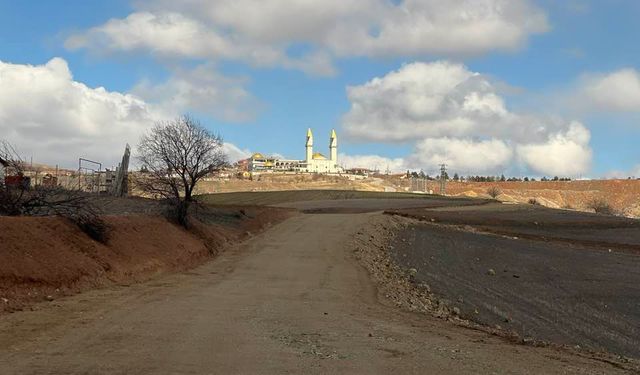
[436,180,640,217]
[0,207,292,313]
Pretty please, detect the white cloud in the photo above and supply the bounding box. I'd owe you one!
[222,143,252,163]
[339,153,406,172]
[132,64,261,123]
[0,58,159,167]
[574,69,640,112]
[66,0,548,75]
[65,11,336,76]
[343,61,512,142]
[604,164,640,179]
[408,138,513,174]
[516,122,592,177]
[342,61,592,176]
[0,58,248,167]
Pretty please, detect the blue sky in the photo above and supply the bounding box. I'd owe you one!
[0,0,639,177]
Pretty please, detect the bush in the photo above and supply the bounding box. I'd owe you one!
[0,140,110,243]
[587,198,615,215]
[528,198,541,205]
[486,186,501,199]
[0,185,110,243]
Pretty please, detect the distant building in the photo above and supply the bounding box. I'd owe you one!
[246,128,343,174]
[345,167,373,176]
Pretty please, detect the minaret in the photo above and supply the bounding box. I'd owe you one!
[306,128,313,163]
[329,129,337,163]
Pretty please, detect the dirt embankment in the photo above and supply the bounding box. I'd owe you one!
[405,179,640,218]
[196,173,386,194]
[0,206,292,313]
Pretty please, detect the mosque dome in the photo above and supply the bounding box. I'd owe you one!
[312,153,327,160]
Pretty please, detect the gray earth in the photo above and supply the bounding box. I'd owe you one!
[390,203,640,359]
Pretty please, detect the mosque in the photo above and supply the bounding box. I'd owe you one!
[247,128,343,174]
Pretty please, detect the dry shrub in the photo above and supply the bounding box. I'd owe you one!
[486,186,501,199]
[587,198,615,215]
[528,198,541,205]
[1,140,110,242]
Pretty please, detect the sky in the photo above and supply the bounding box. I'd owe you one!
[0,0,639,178]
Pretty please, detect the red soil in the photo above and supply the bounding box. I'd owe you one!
[0,207,292,313]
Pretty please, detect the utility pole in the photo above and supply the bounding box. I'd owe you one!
[439,164,447,195]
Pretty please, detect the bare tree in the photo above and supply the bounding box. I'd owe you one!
[136,115,227,226]
[0,140,31,215]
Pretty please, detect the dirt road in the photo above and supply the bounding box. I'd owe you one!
[0,211,629,374]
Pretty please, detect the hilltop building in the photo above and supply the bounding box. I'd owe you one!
[247,128,343,174]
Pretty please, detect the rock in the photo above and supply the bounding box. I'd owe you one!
[452,307,461,315]
[45,295,54,301]
[408,268,418,276]
[487,268,496,276]
[1,298,8,304]
[512,274,520,278]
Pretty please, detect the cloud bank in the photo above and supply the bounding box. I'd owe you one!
[342,62,592,176]
[0,58,245,167]
[66,0,548,76]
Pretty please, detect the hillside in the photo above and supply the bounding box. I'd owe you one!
[197,173,640,218]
